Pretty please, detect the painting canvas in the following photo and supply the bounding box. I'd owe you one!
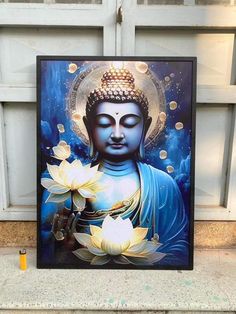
[37,57,196,269]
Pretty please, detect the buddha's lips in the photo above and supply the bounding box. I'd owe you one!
[108,143,127,149]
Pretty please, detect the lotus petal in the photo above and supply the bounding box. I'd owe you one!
[125,240,147,254]
[73,191,86,211]
[91,255,110,265]
[91,235,102,249]
[69,160,102,188]
[102,215,115,230]
[59,159,70,170]
[115,216,133,237]
[71,159,83,169]
[92,171,103,183]
[90,226,103,247]
[101,239,130,256]
[78,187,96,199]
[92,169,103,180]
[47,183,70,194]
[87,245,107,256]
[47,163,64,185]
[141,241,162,254]
[113,255,130,265]
[52,153,70,160]
[80,166,102,186]
[84,163,99,172]
[90,225,102,237]
[122,251,147,258]
[146,252,166,264]
[101,215,134,254]
[72,167,90,186]
[57,161,73,186]
[41,178,56,189]
[63,145,71,153]
[73,248,94,262]
[73,233,92,247]
[46,192,70,203]
[82,180,102,193]
[59,161,73,184]
[130,227,148,246]
[123,255,151,266]
[52,145,70,160]
[70,178,79,191]
[58,140,67,146]
[84,164,99,178]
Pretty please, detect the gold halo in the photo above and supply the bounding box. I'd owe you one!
[67,61,166,147]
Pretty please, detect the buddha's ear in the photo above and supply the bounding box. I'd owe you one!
[137,116,152,160]
[83,116,89,133]
[83,116,97,159]
[144,116,152,137]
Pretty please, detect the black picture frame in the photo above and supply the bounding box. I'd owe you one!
[37,56,196,270]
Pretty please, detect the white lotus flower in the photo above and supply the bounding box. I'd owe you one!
[52,140,71,160]
[73,215,166,266]
[41,159,102,211]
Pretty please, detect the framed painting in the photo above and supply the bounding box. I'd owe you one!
[37,56,196,269]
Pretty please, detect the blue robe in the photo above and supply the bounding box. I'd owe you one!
[136,162,189,265]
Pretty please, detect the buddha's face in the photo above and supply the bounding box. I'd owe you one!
[91,102,144,160]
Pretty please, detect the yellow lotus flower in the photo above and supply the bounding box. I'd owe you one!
[52,140,71,160]
[73,215,166,266]
[41,159,102,211]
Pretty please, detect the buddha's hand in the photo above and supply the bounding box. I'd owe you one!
[51,207,77,241]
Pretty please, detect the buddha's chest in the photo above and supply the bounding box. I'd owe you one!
[87,171,140,211]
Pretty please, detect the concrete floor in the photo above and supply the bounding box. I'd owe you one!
[0,248,235,312]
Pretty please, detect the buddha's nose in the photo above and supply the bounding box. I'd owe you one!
[111,126,124,142]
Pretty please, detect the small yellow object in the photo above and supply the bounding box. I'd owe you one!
[19,249,27,271]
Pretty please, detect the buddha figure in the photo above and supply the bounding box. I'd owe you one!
[73,66,189,266]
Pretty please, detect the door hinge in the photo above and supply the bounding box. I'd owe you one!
[117,6,123,24]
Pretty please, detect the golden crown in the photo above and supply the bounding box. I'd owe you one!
[86,67,149,119]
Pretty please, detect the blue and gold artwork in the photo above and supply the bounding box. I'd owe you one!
[38,58,196,269]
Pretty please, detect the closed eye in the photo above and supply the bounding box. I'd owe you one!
[95,115,113,128]
[121,115,141,128]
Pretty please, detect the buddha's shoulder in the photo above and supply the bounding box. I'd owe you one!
[137,161,175,185]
